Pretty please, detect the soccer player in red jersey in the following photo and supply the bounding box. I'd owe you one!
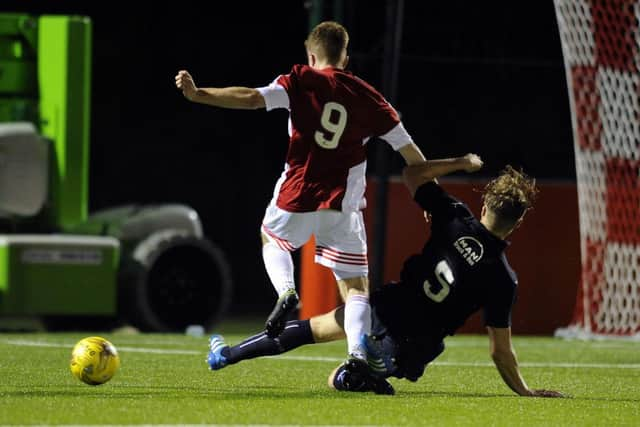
[176,21,426,369]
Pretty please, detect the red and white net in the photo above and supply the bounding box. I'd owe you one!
[555,0,640,339]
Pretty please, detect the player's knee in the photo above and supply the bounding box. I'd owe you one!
[337,275,369,294]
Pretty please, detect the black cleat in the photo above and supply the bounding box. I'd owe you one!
[334,358,395,395]
[265,289,299,338]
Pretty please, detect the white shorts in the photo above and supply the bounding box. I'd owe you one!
[261,201,368,275]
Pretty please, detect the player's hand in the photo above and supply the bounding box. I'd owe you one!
[463,153,483,172]
[528,389,566,398]
[175,70,197,101]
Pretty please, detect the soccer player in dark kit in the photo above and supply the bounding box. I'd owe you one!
[207,153,564,397]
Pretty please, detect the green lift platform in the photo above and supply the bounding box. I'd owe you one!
[0,14,231,331]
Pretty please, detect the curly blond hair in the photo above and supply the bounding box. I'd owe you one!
[304,21,349,65]
[482,165,538,230]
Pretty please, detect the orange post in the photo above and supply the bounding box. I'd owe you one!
[299,235,339,319]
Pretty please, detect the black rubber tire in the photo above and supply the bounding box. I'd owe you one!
[41,315,121,332]
[118,233,232,332]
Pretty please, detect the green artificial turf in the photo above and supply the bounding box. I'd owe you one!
[0,322,638,426]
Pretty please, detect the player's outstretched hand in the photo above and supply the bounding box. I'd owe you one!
[463,153,483,172]
[175,70,197,101]
[529,389,566,398]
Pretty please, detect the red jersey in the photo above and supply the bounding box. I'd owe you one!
[258,64,412,212]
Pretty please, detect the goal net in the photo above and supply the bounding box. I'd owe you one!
[554,0,640,339]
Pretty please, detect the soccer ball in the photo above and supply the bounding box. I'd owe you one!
[70,336,120,385]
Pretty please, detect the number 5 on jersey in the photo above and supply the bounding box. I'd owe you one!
[423,260,454,303]
[315,102,347,149]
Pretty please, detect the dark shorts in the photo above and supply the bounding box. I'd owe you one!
[371,297,445,382]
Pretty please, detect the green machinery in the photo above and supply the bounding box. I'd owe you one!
[0,14,231,331]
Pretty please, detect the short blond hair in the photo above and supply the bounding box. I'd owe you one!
[305,21,349,65]
[482,165,538,230]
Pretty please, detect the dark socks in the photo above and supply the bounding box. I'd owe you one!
[224,319,314,364]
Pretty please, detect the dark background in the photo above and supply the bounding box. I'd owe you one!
[3,1,574,316]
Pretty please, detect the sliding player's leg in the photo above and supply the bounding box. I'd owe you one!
[207,307,346,371]
[310,305,347,342]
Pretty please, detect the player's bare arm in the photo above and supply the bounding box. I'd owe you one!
[175,70,265,109]
[402,153,483,197]
[398,142,427,165]
[488,326,564,397]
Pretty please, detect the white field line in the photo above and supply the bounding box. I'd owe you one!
[3,339,640,369]
[7,425,389,427]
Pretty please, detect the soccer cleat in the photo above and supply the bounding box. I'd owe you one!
[265,289,299,338]
[334,358,395,395]
[361,333,397,378]
[207,334,229,370]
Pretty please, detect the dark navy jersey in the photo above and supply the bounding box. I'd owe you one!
[371,181,518,342]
